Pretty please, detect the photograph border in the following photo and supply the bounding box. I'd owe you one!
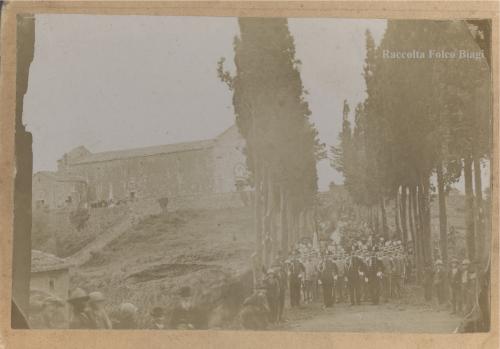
[0,1,498,348]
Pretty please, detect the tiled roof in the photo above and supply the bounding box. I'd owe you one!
[31,250,69,273]
[70,139,215,165]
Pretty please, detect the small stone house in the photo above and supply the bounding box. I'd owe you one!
[30,250,70,302]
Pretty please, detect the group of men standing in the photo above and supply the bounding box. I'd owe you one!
[426,257,478,316]
[240,243,410,330]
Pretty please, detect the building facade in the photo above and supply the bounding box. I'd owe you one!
[33,126,248,209]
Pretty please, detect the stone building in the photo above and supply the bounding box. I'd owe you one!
[32,172,88,210]
[33,125,248,209]
[30,250,70,302]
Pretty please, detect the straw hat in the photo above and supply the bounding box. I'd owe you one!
[89,291,106,303]
[67,288,89,304]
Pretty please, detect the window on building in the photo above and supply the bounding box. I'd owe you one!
[49,279,55,291]
[130,191,135,199]
[66,196,72,203]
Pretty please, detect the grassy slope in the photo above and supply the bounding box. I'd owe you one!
[71,207,254,326]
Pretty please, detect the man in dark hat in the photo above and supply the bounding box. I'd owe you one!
[319,253,338,308]
[67,288,96,329]
[335,254,346,303]
[366,252,384,305]
[381,252,393,302]
[270,254,287,323]
[288,253,305,308]
[433,260,447,305]
[147,306,166,329]
[345,252,364,305]
[240,284,270,330]
[263,269,280,324]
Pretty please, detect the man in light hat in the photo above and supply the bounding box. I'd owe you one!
[461,259,475,314]
[88,291,112,329]
[303,256,316,304]
[288,254,305,308]
[335,254,346,303]
[433,260,446,305]
[263,269,280,324]
[449,258,462,314]
[113,303,138,329]
[67,288,96,329]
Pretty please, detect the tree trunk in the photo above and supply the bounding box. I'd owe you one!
[394,187,402,240]
[436,162,448,266]
[369,206,374,231]
[411,185,422,283]
[418,178,432,266]
[262,169,270,268]
[375,205,380,235]
[254,164,263,265]
[473,154,485,265]
[436,161,449,300]
[280,186,289,256]
[464,157,476,261]
[380,196,388,238]
[288,205,297,248]
[400,185,408,250]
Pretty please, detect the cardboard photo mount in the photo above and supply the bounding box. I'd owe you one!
[0,1,498,349]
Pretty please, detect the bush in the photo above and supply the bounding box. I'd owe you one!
[69,208,90,231]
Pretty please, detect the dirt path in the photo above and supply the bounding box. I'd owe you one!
[68,214,135,266]
[278,302,460,333]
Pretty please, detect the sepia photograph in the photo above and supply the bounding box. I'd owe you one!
[4,6,494,339]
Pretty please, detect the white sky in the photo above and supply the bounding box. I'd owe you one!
[25,15,424,192]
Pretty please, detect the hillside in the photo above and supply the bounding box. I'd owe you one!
[70,207,255,328]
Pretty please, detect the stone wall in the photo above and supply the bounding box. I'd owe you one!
[64,148,215,203]
[167,191,251,211]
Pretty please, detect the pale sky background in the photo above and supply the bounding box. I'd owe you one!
[24,15,488,192]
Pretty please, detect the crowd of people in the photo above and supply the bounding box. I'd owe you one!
[240,236,410,330]
[239,224,481,330]
[29,218,481,331]
[29,286,200,330]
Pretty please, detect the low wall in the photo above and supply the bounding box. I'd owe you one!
[167,191,250,211]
